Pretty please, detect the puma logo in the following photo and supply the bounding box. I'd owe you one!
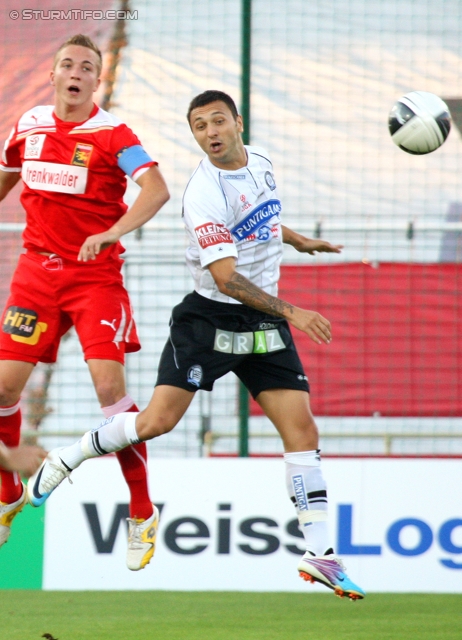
[100,319,117,331]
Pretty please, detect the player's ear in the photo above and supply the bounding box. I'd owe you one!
[236,114,244,133]
[50,70,55,86]
[93,77,101,92]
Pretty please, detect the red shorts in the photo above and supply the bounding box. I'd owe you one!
[0,251,141,365]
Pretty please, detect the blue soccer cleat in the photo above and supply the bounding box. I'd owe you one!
[297,549,365,600]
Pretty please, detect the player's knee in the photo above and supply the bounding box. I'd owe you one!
[136,410,177,440]
[284,417,319,452]
[93,380,125,408]
[0,380,23,407]
[302,416,319,445]
[307,416,319,437]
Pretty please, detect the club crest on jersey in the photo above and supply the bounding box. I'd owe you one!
[265,171,276,191]
[2,306,48,345]
[231,199,281,242]
[24,134,46,159]
[187,365,203,387]
[71,143,93,167]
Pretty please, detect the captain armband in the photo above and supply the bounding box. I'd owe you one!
[116,145,154,178]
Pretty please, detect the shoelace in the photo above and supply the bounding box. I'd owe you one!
[306,554,347,577]
[321,555,348,578]
[331,556,346,572]
[306,552,347,572]
[127,519,144,549]
[41,461,72,493]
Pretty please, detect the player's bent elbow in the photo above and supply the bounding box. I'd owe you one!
[163,186,171,202]
[208,263,236,295]
[152,187,170,214]
[214,278,230,295]
[156,183,170,204]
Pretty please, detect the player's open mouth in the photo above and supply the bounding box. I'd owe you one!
[210,142,222,152]
[68,86,80,94]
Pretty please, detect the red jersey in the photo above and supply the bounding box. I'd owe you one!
[0,104,156,262]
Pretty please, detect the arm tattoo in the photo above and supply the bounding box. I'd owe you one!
[224,272,294,318]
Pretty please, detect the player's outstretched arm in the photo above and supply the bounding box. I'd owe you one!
[78,165,170,261]
[281,225,343,255]
[0,170,21,203]
[208,256,331,345]
[0,442,47,476]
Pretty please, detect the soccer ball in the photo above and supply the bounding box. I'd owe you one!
[388,91,451,154]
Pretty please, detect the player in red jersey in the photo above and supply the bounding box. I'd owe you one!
[0,34,169,570]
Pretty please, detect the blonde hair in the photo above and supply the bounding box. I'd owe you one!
[54,34,102,76]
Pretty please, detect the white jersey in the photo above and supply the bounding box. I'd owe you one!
[182,145,283,303]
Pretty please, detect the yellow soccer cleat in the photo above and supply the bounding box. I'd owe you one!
[0,483,28,547]
[126,505,159,571]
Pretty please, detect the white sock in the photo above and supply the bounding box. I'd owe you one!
[59,412,140,470]
[284,450,330,556]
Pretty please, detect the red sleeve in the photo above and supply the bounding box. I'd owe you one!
[109,123,146,157]
[1,124,22,171]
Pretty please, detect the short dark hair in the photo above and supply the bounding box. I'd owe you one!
[187,90,239,125]
[54,34,102,76]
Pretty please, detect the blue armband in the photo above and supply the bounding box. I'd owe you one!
[116,145,152,177]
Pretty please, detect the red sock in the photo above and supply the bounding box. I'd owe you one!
[0,403,23,504]
[102,398,153,520]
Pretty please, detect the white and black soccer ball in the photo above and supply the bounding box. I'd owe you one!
[388,91,451,154]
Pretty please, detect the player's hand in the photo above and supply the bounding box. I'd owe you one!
[0,444,47,477]
[78,230,120,261]
[294,238,343,255]
[289,307,332,344]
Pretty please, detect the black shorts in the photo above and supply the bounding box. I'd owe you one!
[155,291,310,398]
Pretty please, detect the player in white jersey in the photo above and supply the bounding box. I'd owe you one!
[183,144,284,302]
[28,90,364,599]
